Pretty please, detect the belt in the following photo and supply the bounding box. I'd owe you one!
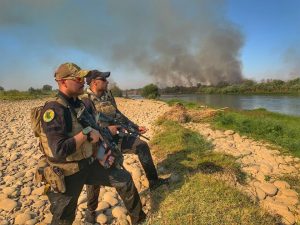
[78,156,96,171]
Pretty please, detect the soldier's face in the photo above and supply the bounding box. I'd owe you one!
[94,78,108,92]
[64,79,85,96]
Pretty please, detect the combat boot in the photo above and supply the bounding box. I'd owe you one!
[149,177,169,191]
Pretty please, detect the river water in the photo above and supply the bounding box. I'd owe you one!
[158,94,300,116]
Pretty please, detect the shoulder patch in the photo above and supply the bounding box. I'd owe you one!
[43,109,55,122]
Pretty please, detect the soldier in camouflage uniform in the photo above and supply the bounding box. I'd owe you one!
[82,70,168,223]
[38,63,145,225]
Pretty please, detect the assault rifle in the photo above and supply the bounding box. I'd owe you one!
[98,112,150,141]
[76,105,124,169]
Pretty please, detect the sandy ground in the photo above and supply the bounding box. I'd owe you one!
[0,97,299,224]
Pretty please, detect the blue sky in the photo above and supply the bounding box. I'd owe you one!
[227,0,300,79]
[0,0,299,90]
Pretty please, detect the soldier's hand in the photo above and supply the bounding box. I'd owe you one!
[108,125,120,135]
[89,129,102,143]
[138,126,148,134]
[99,150,115,167]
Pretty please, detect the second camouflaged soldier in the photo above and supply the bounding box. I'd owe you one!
[82,70,168,223]
[37,63,146,225]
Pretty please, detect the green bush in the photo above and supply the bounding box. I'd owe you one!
[141,83,160,99]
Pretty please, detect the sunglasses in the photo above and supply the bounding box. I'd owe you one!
[63,77,85,83]
[95,77,107,82]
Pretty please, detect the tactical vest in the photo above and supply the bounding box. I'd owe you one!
[40,97,94,176]
[81,92,117,127]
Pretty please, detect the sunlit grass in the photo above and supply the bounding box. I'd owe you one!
[212,108,300,157]
[147,120,279,225]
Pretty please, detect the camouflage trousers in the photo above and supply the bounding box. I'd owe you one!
[46,160,143,225]
[86,136,158,218]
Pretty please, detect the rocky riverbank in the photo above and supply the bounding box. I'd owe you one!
[0,98,299,224]
[0,98,169,225]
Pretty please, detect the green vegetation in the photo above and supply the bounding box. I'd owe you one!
[0,87,56,100]
[148,120,279,225]
[110,83,123,97]
[141,83,160,99]
[212,109,300,157]
[159,78,300,95]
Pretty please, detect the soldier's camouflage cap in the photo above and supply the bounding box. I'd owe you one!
[86,70,110,85]
[54,62,90,80]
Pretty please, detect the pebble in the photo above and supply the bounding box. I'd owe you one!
[103,195,118,207]
[15,213,32,224]
[97,201,110,211]
[273,180,290,190]
[31,186,45,196]
[96,213,108,224]
[112,206,127,218]
[21,187,32,196]
[255,187,266,200]
[0,198,18,212]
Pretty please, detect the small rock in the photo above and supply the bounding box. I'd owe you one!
[112,206,127,218]
[131,168,142,180]
[257,182,278,197]
[118,218,130,225]
[224,130,235,135]
[280,189,298,198]
[103,195,118,207]
[15,213,32,224]
[255,187,266,200]
[96,201,110,211]
[280,210,296,225]
[78,194,87,205]
[273,180,290,190]
[43,213,52,223]
[21,187,32,196]
[31,186,45,196]
[2,187,16,196]
[0,198,18,211]
[96,213,107,224]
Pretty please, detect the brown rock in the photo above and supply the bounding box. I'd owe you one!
[96,201,110,211]
[21,187,32,196]
[31,186,45,196]
[96,213,107,224]
[258,182,278,197]
[273,180,290,190]
[279,210,296,225]
[103,195,118,207]
[15,213,32,224]
[112,206,127,218]
[0,198,18,211]
[255,187,266,200]
[280,189,298,198]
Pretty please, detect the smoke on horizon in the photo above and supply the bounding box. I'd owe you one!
[0,0,245,87]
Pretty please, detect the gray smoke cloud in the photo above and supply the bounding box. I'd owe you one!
[0,0,244,88]
[108,0,244,86]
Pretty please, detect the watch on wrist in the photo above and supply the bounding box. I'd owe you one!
[82,126,93,142]
[82,126,92,135]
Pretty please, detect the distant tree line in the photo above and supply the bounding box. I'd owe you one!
[159,78,300,95]
[0,84,56,100]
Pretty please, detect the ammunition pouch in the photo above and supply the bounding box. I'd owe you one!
[35,163,66,193]
[44,166,66,193]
